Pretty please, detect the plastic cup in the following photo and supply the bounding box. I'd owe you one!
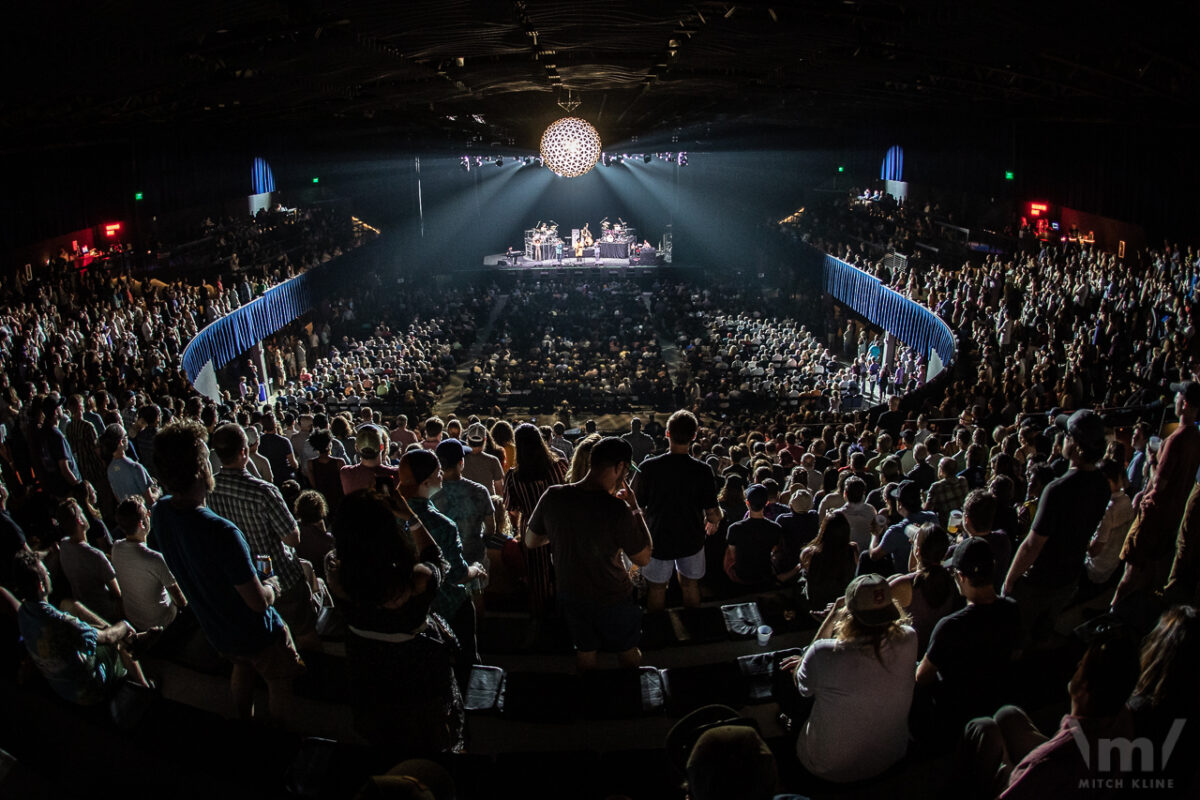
[756,625,773,646]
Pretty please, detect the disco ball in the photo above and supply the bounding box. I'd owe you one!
[539,117,602,178]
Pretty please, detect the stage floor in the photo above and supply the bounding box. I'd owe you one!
[483,253,663,270]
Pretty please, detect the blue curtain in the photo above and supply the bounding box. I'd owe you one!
[252,157,276,195]
[181,258,334,381]
[881,145,904,182]
[818,250,956,367]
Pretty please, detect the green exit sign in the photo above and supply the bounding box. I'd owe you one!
[135,192,144,200]
[1004,171,1014,181]
[837,165,845,173]
[312,177,320,184]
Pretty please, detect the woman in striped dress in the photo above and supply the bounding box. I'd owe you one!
[503,423,567,614]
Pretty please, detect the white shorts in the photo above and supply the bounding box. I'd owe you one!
[641,548,707,584]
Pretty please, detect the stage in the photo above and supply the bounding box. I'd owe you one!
[482,253,664,271]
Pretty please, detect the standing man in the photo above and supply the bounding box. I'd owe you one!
[208,424,321,652]
[103,424,157,506]
[1125,421,1151,498]
[1002,410,1110,649]
[526,438,652,671]
[463,423,504,494]
[32,394,81,498]
[433,439,496,614]
[622,417,656,466]
[150,420,304,721]
[1112,383,1200,609]
[634,410,721,611]
[257,414,299,486]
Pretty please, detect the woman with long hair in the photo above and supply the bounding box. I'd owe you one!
[306,428,346,511]
[888,523,958,656]
[780,575,917,783]
[503,422,567,613]
[799,511,859,611]
[706,473,748,586]
[490,420,516,472]
[325,489,464,755]
[1129,605,1200,792]
[565,432,601,483]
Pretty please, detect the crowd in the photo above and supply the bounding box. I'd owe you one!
[3,189,1200,798]
[462,278,677,412]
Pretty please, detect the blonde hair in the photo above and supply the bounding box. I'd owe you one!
[833,609,912,664]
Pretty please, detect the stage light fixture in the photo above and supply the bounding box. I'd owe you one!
[495,157,503,166]
[460,156,470,171]
[539,117,602,177]
[677,152,688,166]
[644,154,652,164]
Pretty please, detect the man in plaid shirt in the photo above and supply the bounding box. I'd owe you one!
[926,457,970,528]
[208,423,321,651]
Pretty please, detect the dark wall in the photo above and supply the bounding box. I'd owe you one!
[4,117,1196,264]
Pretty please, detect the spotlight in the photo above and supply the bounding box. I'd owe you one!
[460,156,470,172]
[602,153,611,167]
[474,157,483,167]
[677,152,688,167]
[643,154,652,164]
[495,157,503,166]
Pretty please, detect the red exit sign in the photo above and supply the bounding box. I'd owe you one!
[103,222,122,237]
[1028,202,1048,217]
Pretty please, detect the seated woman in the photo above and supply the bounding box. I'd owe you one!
[780,575,918,783]
[325,489,463,755]
[799,512,859,612]
[888,523,959,656]
[1127,604,1200,794]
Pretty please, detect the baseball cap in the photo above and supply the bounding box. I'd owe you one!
[887,479,922,512]
[465,423,488,445]
[944,536,995,582]
[434,438,470,468]
[745,484,769,511]
[1170,380,1200,408]
[41,393,65,417]
[356,424,385,458]
[844,574,902,627]
[398,449,440,498]
[1054,408,1106,458]
[665,705,776,800]
[354,758,455,800]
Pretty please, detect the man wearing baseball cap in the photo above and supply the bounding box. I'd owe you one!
[1112,381,1200,608]
[916,537,1020,732]
[432,438,494,613]
[461,423,504,494]
[1002,409,1110,650]
[862,480,936,576]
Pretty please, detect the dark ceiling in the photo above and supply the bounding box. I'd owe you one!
[4,0,1198,154]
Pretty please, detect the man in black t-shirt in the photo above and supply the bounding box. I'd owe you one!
[527,437,652,671]
[724,484,783,587]
[1002,409,1110,650]
[917,537,1020,734]
[634,411,721,611]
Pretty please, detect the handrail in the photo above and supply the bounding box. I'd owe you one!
[815,246,957,373]
[180,246,369,398]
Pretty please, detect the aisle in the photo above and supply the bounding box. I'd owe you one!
[433,294,508,417]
